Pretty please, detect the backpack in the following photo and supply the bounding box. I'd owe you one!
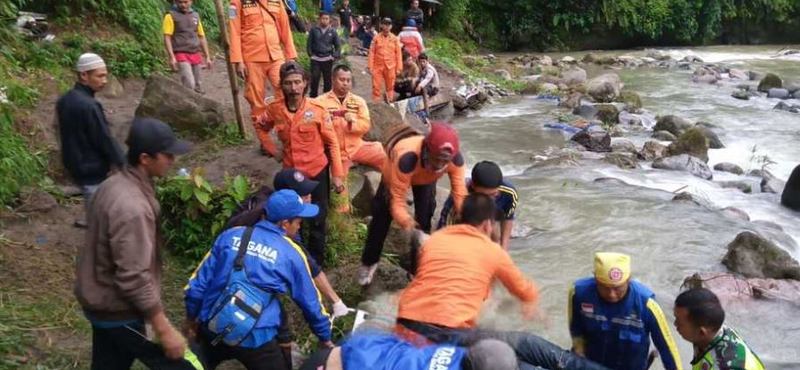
[206,227,274,346]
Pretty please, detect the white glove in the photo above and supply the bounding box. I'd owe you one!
[332,300,355,318]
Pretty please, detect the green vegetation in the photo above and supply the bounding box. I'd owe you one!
[425,37,525,91]
[0,109,47,206]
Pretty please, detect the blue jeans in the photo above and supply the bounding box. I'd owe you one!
[397,319,612,370]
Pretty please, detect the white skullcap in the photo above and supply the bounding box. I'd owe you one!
[76,53,106,72]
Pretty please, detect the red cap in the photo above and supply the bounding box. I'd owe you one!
[425,122,460,159]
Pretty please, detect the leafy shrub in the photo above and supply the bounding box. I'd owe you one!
[0,108,47,205]
[158,170,252,260]
[91,38,164,78]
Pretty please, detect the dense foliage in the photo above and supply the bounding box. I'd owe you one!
[0,108,47,205]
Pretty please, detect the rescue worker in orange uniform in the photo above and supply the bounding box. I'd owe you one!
[367,17,403,102]
[357,122,467,285]
[257,61,345,267]
[316,64,387,211]
[229,0,297,150]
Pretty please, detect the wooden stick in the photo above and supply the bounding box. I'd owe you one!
[213,0,248,139]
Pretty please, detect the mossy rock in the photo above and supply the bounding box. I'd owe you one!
[757,73,783,93]
[597,56,617,65]
[617,90,643,113]
[520,82,541,95]
[582,53,597,64]
[540,66,561,77]
[668,127,709,162]
[595,104,620,125]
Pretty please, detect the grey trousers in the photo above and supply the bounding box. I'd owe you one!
[81,184,99,222]
[178,62,202,92]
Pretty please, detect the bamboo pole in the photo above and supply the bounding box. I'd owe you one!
[212,0,248,139]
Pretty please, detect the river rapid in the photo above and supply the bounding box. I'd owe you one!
[453,46,800,369]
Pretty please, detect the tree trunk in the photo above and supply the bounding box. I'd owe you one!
[374,0,380,16]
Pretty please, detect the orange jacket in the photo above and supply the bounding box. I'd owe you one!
[397,224,540,328]
[259,98,344,178]
[382,136,467,229]
[367,32,403,75]
[229,0,297,63]
[315,91,372,160]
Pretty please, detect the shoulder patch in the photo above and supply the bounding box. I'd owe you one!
[228,4,237,19]
[452,152,465,167]
[398,152,419,174]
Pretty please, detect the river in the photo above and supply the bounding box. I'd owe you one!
[453,46,800,369]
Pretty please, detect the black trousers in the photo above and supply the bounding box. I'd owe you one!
[307,165,330,268]
[90,321,196,370]
[310,59,334,98]
[198,331,285,370]
[361,181,436,267]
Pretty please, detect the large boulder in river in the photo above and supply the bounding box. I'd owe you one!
[654,115,693,137]
[783,81,800,93]
[611,139,637,154]
[588,73,622,103]
[595,104,620,124]
[135,73,227,137]
[722,231,800,280]
[728,69,748,80]
[683,272,800,306]
[617,91,643,113]
[693,124,724,149]
[604,153,639,170]
[352,171,381,217]
[757,73,783,93]
[653,154,713,180]
[768,88,790,99]
[773,101,800,113]
[714,162,744,175]
[668,127,710,162]
[639,141,669,161]
[364,102,404,142]
[561,67,587,86]
[570,131,611,152]
[749,169,785,194]
[781,165,800,212]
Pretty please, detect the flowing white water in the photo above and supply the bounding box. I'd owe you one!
[453,46,800,369]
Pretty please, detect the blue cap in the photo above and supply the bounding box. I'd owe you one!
[406,19,417,27]
[266,189,319,222]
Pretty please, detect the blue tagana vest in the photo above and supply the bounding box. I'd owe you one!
[342,332,467,370]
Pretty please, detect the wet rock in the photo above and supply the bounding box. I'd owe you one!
[748,70,764,81]
[604,152,640,170]
[611,139,638,154]
[768,88,790,99]
[495,69,512,81]
[757,73,783,93]
[773,101,800,113]
[540,55,553,67]
[781,165,800,212]
[588,73,622,103]
[693,125,724,149]
[135,73,227,137]
[559,93,583,109]
[683,272,800,306]
[783,81,800,93]
[714,162,744,175]
[654,115,693,137]
[16,189,58,213]
[731,90,755,100]
[573,105,597,119]
[653,154,713,180]
[646,49,671,61]
[352,171,381,217]
[617,91,643,113]
[721,207,750,221]
[451,94,469,110]
[716,179,761,194]
[672,191,709,207]
[595,104,620,124]
[511,223,536,239]
[559,56,577,65]
[728,69,748,80]
[582,53,597,64]
[364,263,412,296]
[682,55,703,63]
[693,67,721,84]
[795,91,800,99]
[755,170,786,194]
[364,102,405,142]
[594,177,629,186]
[525,152,582,170]
[561,67,587,86]
[751,220,799,253]
[540,83,559,94]
[651,131,677,142]
[484,54,497,61]
[618,111,641,126]
[668,127,710,163]
[722,231,800,280]
[639,141,669,161]
[570,131,611,152]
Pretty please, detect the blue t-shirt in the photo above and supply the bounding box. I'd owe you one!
[437,178,518,229]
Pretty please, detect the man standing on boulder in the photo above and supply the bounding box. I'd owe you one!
[162,0,213,94]
[357,122,467,285]
[229,0,297,151]
[316,64,386,212]
[57,53,126,228]
[256,61,345,267]
[367,17,402,102]
[569,253,683,370]
[75,118,199,369]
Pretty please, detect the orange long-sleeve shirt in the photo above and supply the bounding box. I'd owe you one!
[397,224,540,329]
[367,32,403,75]
[229,0,297,63]
[382,136,467,230]
[259,98,344,178]
[315,91,372,160]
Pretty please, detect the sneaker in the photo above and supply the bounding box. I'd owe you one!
[356,263,378,286]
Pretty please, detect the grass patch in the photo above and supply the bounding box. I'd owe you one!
[426,36,527,92]
[0,109,48,206]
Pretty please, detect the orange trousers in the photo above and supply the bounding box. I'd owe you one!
[371,66,396,102]
[339,141,387,211]
[245,61,283,145]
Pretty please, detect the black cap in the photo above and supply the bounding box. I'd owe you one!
[279,61,307,81]
[380,17,392,24]
[273,168,320,196]
[471,161,503,188]
[126,118,191,156]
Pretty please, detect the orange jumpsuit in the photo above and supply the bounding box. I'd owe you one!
[397,224,540,329]
[367,32,403,102]
[258,97,344,179]
[229,0,297,125]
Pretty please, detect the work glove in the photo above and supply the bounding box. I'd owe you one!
[332,300,355,318]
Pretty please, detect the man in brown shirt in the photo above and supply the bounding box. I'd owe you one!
[74,118,198,370]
